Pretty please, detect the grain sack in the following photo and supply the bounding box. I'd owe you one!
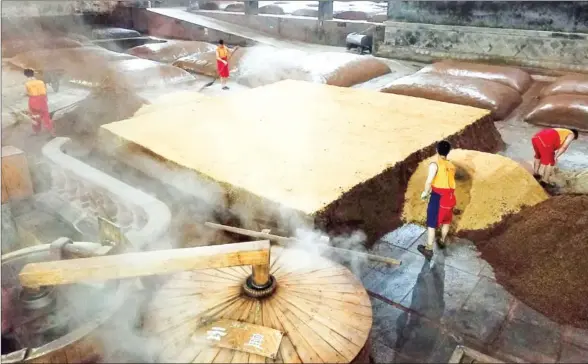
[127,40,216,63]
[524,94,588,132]
[382,73,522,119]
[105,59,196,89]
[91,27,141,40]
[2,37,83,58]
[334,11,370,21]
[310,52,391,87]
[419,61,532,94]
[292,8,319,17]
[540,74,588,98]
[237,46,391,88]
[402,149,548,233]
[224,3,245,12]
[172,47,246,77]
[259,4,285,14]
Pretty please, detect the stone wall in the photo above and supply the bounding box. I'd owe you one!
[377,21,588,73]
[387,1,588,33]
[190,10,381,47]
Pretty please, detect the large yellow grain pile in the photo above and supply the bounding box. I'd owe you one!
[403,149,548,232]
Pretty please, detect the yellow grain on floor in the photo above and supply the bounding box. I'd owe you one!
[102,80,490,215]
[403,149,549,232]
[134,91,208,117]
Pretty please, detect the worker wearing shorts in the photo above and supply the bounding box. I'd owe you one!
[418,141,456,260]
[531,127,578,186]
[24,68,55,136]
[216,40,231,90]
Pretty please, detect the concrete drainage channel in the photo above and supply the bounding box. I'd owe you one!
[37,137,171,250]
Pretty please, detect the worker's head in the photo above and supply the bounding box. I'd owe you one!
[436,140,452,157]
[219,39,224,45]
[571,129,579,140]
[24,69,35,78]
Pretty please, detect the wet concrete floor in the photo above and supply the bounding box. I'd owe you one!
[327,224,588,363]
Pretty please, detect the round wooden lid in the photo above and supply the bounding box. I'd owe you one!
[142,247,372,363]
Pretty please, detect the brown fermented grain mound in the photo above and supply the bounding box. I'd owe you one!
[419,61,532,94]
[237,47,391,88]
[90,27,141,40]
[2,37,83,58]
[172,47,247,77]
[381,73,522,120]
[524,94,588,132]
[127,40,216,63]
[540,74,588,98]
[8,47,135,87]
[101,80,504,246]
[104,58,196,89]
[476,195,588,329]
[402,149,548,233]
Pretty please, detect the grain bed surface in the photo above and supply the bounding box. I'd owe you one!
[102,80,490,215]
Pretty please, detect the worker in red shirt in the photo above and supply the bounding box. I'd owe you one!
[418,141,457,261]
[215,39,235,91]
[531,127,579,187]
[24,68,55,136]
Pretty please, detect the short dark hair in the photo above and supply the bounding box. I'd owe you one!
[24,69,34,77]
[571,128,579,140]
[219,39,224,45]
[437,140,451,157]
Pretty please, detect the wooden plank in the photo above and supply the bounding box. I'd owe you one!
[19,240,271,288]
[1,146,33,202]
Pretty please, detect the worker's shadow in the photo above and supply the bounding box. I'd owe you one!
[393,257,446,361]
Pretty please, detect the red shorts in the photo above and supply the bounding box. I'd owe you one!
[217,57,229,78]
[532,129,560,166]
[427,187,456,228]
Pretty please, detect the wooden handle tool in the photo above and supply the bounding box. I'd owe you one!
[20,240,270,289]
[205,222,402,266]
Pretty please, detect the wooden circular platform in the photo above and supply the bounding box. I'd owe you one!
[143,247,373,363]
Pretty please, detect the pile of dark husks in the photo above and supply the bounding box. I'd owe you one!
[476,195,588,328]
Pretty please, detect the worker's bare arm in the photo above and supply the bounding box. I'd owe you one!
[555,135,575,161]
[421,163,438,198]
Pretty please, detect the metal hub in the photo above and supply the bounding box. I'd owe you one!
[242,275,277,299]
[19,287,55,312]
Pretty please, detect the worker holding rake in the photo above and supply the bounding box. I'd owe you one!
[531,127,579,188]
[24,68,55,136]
[418,141,457,261]
[216,39,235,91]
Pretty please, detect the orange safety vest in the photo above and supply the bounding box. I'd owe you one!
[554,128,573,146]
[431,157,456,190]
[216,45,229,59]
[25,79,47,97]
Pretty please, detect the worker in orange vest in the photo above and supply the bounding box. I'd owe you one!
[215,39,234,90]
[418,141,457,261]
[531,127,579,188]
[24,68,55,136]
